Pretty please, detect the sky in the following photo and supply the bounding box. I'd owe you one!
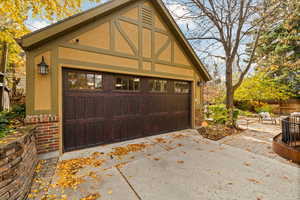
[25,0,109,31]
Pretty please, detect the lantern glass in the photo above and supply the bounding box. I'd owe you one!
[38,56,49,75]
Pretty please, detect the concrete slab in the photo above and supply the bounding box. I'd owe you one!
[120,141,300,200]
[48,166,139,199]
[37,129,299,200]
[60,135,167,171]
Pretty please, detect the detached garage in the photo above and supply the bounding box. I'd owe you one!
[18,0,211,154]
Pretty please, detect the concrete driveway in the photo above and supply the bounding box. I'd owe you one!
[41,130,299,200]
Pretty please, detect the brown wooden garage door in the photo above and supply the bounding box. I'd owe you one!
[62,68,191,152]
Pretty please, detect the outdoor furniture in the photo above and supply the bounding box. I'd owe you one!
[258,112,277,124]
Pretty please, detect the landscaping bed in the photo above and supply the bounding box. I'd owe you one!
[0,104,25,138]
[197,124,242,141]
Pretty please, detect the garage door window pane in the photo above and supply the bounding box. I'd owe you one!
[68,72,78,89]
[133,78,140,90]
[115,77,140,91]
[78,73,88,89]
[175,82,189,93]
[95,75,102,89]
[87,73,95,89]
[150,80,167,92]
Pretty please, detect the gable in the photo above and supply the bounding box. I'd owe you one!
[57,0,197,79]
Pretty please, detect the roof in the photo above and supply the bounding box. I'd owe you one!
[17,0,211,81]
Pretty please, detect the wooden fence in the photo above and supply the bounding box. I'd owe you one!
[272,99,300,114]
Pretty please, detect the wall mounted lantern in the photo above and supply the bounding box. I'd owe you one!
[197,80,205,87]
[37,56,49,75]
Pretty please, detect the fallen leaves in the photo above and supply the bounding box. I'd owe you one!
[107,189,113,195]
[115,162,129,169]
[247,178,260,184]
[109,143,148,158]
[153,157,160,161]
[55,156,105,189]
[244,162,251,167]
[80,193,101,200]
[177,160,184,164]
[35,160,46,173]
[155,138,167,143]
[172,134,186,139]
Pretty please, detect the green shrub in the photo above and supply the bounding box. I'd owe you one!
[254,104,273,113]
[209,104,228,124]
[238,109,254,117]
[235,101,253,111]
[208,104,239,125]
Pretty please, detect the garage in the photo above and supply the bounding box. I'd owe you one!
[19,0,211,155]
[63,68,191,151]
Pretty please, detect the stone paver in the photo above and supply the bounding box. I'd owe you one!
[28,158,59,199]
[221,118,299,167]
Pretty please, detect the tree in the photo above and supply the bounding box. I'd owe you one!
[234,71,292,102]
[256,0,300,70]
[166,0,280,125]
[254,0,300,97]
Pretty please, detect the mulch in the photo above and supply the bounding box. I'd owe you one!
[197,124,242,141]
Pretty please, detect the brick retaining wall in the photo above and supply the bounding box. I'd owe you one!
[0,126,37,200]
[25,115,59,154]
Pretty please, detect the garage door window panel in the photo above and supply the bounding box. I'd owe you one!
[174,81,189,93]
[115,77,140,91]
[149,79,168,92]
[67,71,103,90]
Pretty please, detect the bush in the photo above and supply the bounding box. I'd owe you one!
[238,109,254,117]
[0,104,25,138]
[235,101,253,111]
[208,104,239,125]
[254,104,273,113]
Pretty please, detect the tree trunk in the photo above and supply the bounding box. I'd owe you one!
[225,59,236,127]
[0,42,8,111]
[225,60,234,109]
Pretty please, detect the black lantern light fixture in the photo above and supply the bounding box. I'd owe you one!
[38,56,49,75]
[197,80,204,87]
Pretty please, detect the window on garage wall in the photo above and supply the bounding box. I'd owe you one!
[115,76,140,91]
[67,71,102,90]
[149,79,168,92]
[174,81,189,93]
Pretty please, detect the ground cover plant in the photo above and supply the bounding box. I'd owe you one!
[0,104,25,138]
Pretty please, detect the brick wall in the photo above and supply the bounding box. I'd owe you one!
[0,127,37,200]
[25,115,59,154]
[195,108,203,126]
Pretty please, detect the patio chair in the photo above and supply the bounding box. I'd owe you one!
[258,112,277,124]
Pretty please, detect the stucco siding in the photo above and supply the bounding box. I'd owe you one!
[34,51,52,110]
[58,47,139,69]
